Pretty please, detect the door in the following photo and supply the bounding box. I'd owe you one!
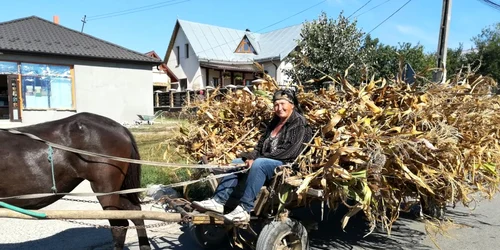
[7,75,21,122]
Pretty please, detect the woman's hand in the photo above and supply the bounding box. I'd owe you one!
[245,159,254,168]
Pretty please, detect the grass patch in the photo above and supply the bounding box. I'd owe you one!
[131,119,212,200]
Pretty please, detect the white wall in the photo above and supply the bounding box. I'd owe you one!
[278,60,294,86]
[0,53,154,125]
[74,64,153,124]
[166,27,201,90]
[152,66,170,84]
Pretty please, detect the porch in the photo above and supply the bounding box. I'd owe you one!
[200,61,262,88]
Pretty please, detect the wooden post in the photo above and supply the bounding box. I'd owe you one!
[0,209,182,222]
[221,70,225,87]
[186,91,190,106]
[170,91,174,108]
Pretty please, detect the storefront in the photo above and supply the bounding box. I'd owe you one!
[0,60,73,123]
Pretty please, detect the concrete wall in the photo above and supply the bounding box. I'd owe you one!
[152,66,170,84]
[278,60,294,86]
[0,53,154,125]
[166,27,201,90]
[73,64,153,124]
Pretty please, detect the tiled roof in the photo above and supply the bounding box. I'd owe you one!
[175,19,302,63]
[0,16,161,64]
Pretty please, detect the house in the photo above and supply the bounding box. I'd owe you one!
[145,50,179,92]
[0,15,162,126]
[163,19,303,91]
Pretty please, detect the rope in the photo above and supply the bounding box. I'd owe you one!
[0,168,249,201]
[48,145,57,193]
[0,128,243,171]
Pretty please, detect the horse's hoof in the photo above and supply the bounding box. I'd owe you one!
[140,246,152,250]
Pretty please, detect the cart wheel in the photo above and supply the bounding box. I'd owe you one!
[189,224,229,249]
[256,218,309,250]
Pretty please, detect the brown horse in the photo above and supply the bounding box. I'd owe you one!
[0,112,150,250]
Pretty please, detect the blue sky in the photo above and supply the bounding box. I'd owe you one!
[1,0,499,58]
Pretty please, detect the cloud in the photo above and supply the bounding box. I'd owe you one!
[395,24,436,45]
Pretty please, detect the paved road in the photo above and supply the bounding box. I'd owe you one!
[1,181,499,250]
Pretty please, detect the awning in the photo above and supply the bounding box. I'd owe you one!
[200,62,257,72]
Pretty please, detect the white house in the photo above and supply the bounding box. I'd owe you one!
[145,50,179,92]
[0,16,162,126]
[163,19,303,91]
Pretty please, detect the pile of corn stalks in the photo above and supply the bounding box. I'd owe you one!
[173,68,500,233]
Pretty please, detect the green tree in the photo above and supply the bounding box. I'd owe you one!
[363,35,398,80]
[471,23,500,81]
[284,11,371,85]
[364,36,434,81]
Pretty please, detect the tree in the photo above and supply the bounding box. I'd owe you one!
[364,36,434,81]
[284,11,371,85]
[471,22,500,81]
[363,35,398,80]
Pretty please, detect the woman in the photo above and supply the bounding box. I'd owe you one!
[193,89,313,223]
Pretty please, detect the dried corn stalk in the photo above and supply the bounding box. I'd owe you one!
[172,68,500,234]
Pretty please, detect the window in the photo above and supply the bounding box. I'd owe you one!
[180,78,187,91]
[185,44,189,58]
[21,63,73,109]
[176,46,180,66]
[235,37,256,53]
[0,61,18,74]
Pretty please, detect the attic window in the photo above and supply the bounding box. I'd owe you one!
[235,37,255,53]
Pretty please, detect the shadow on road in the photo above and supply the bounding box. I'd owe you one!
[175,201,432,250]
[0,227,113,250]
[292,202,431,250]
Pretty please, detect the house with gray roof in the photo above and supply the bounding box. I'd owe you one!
[164,19,303,91]
[0,15,161,125]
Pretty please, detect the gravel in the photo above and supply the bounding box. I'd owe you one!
[0,181,192,250]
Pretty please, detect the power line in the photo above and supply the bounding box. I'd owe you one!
[192,0,327,56]
[365,0,412,35]
[355,0,393,18]
[87,0,190,21]
[347,0,373,19]
[257,0,327,32]
[87,0,180,19]
[476,0,500,10]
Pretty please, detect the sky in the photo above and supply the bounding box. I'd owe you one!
[1,0,499,59]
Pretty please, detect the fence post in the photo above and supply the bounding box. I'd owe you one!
[170,91,174,108]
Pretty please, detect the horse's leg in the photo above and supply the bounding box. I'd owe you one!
[120,196,151,250]
[91,182,129,250]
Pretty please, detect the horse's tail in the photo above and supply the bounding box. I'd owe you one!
[121,127,142,205]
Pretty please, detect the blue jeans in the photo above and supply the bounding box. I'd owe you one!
[213,158,283,212]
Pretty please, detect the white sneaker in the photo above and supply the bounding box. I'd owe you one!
[192,199,224,214]
[224,205,250,223]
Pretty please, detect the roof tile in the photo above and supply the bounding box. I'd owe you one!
[0,16,161,64]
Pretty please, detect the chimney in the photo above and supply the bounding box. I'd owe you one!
[53,15,59,25]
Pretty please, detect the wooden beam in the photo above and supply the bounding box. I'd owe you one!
[0,209,182,222]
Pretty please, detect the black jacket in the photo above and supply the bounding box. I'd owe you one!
[240,110,313,163]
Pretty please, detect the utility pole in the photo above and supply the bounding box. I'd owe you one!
[433,0,452,83]
[80,15,87,33]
